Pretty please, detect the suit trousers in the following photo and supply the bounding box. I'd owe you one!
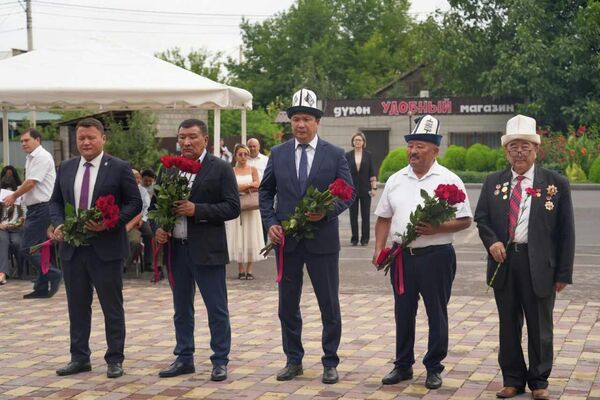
[171,241,231,366]
[493,245,554,390]
[62,246,125,364]
[21,204,61,291]
[391,244,455,373]
[349,195,371,245]
[277,242,341,367]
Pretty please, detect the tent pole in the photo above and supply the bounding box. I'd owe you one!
[2,110,9,165]
[241,109,247,144]
[214,109,221,157]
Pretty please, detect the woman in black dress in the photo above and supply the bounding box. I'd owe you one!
[345,132,377,246]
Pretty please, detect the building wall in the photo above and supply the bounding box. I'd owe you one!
[319,113,514,154]
[155,109,208,138]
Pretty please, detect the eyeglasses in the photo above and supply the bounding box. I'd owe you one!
[507,148,532,156]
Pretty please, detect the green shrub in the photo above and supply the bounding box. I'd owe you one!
[378,147,408,182]
[465,143,495,171]
[565,163,587,182]
[495,148,509,170]
[441,145,467,170]
[588,155,600,183]
[453,170,491,183]
[542,162,565,175]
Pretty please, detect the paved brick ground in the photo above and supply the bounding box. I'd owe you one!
[1,278,599,399]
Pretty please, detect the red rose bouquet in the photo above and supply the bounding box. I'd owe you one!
[376,184,466,294]
[59,194,120,247]
[148,155,202,232]
[260,178,354,257]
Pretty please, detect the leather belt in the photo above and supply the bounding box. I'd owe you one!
[507,242,528,252]
[26,201,49,210]
[404,244,451,256]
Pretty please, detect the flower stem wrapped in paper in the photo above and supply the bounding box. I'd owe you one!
[375,184,466,295]
[260,178,353,283]
[147,154,202,286]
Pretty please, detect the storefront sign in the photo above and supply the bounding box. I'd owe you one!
[324,97,520,117]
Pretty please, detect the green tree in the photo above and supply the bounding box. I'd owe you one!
[104,111,164,170]
[155,47,224,82]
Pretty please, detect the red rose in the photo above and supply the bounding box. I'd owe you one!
[434,184,465,205]
[160,155,176,168]
[328,178,353,201]
[174,156,202,174]
[376,247,391,265]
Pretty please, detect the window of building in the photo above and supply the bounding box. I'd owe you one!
[450,132,502,148]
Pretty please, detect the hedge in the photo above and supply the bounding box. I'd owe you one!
[378,147,408,182]
[587,155,600,183]
[441,145,467,170]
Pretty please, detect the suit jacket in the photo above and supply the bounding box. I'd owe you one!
[474,165,575,298]
[345,149,376,198]
[49,154,142,262]
[174,153,240,265]
[259,137,354,254]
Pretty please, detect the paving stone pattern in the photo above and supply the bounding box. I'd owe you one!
[1,278,599,399]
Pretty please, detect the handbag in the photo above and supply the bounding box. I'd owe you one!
[239,190,259,211]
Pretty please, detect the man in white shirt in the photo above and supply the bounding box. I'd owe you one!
[4,128,61,299]
[373,115,472,390]
[246,138,269,180]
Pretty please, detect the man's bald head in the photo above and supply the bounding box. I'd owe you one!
[247,138,261,158]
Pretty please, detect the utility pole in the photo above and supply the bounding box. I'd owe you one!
[26,0,36,128]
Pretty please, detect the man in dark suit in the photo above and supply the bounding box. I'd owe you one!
[49,118,142,378]
[474,115,575,400]
[260,88,354,384]
[154,119,240,382]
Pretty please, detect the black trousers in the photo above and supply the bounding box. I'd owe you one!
[171,241,231,366]
[494,245,555,390]
[277,243,341,367]
[349,195,371,244]
[391,244,455,373]
[63,246,125,364]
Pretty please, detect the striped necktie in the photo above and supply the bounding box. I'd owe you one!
[508,175,525,239]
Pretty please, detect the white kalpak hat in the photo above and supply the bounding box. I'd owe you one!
[404,114,442,146]
[501,114,540,146]
[287,88,323,119]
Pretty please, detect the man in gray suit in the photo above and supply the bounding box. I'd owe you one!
[475,115,575,400]
[260,88,354,384]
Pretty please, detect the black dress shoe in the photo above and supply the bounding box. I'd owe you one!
[107,363,123,378]
[351,241,358,246]
[158,361,195,378]
[276,363,303,381]
[23,290,49,299]
[48,278,62,298]
[322,366,339,384]
[425,371,442,389]
[381,366,413,385]
[211,365,227,381]
[56,361,92,376]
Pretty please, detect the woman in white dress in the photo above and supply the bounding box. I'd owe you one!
[227,144,265,279]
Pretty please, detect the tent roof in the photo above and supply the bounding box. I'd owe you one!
[0,39,252,111]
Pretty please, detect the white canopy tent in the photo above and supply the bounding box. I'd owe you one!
[0,39,252,164]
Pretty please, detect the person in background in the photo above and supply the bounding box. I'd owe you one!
[220,139,233,164]
[3,128,61,299]
[474,115,575,400]
[0,169,26,285]
[226,143,264,280]
[345,131,377,246]
[125,169,152,272]
[246,137,269,180]
[141,169,157,197]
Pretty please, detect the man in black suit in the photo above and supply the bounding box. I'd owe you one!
[260,88,354,384]
[49,118,142,378]
[155,119,240,382]
[474,115,575,400]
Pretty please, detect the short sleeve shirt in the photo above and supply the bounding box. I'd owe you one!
[374,161,472,248]
[23,145,56,206]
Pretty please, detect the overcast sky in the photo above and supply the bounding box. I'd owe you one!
[0,0,450,60]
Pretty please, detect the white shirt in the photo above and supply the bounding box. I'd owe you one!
[172,150,206,239]
[511,165,534,244]
[138,184,151,222]
[247,153,269,180]
[74,152,103,210]
[374,161,472,248]
[295,135,318,179]
[23,145,56,206]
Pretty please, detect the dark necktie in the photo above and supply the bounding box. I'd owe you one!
[508,175,525,239]
[79,162,92,210]
[298,144,309,192]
